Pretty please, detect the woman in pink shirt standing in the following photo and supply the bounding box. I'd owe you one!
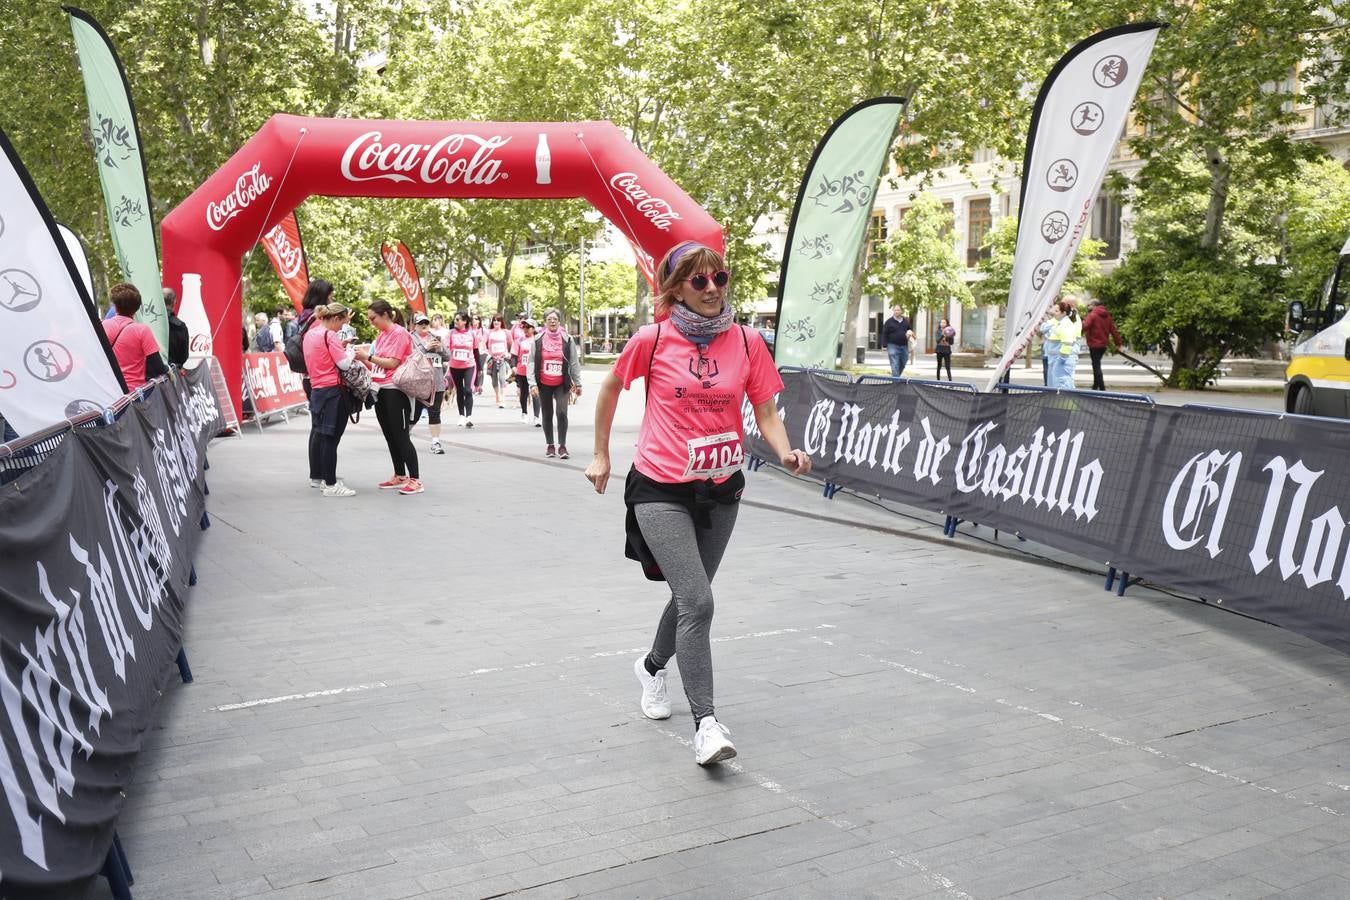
[102,283,167,390]
[585,242,811,766]
[366,300,423,495]
[303,303,367,497]
[471,314,487,395]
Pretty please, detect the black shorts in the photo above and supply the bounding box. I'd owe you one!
[309,386,348,436]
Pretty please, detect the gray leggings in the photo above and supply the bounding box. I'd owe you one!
[636,501,739,722]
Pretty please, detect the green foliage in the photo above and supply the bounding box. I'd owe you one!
[972,215,1104,308]
[1282,157,1350,306]
[864,194,973,312]
[1093,183,1285,388]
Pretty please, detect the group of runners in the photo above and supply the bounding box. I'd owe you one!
[301,240,812,765]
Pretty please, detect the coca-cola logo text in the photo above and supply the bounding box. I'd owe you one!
[610,173,683,231]
[206,163,272,231]
[263,224,305,279]
[341,131,510,186]
[382,244,421,301]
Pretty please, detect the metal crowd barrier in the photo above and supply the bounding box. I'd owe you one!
[0,379,167,484]
[993,381,1156,406]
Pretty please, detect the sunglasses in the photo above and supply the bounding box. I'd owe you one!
[684,270,730,291]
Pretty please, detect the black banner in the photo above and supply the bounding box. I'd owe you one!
[746,371,1350,655]
[0,365,220,895]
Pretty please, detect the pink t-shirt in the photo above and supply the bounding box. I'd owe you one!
[486,328,510,358]
[303,325,348,388]
[103,316,160,390]
[473,327,487,352]
[448,329,476,369]
[612,323,783,484]
[371,325,412,385]
[515,336,534,376]
[511,323,526,346]
[539,332,565,386]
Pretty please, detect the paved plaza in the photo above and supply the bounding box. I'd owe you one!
[98,371,1350,899]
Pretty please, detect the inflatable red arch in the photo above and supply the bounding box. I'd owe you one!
[161,113,724,419]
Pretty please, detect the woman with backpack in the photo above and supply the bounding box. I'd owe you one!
[528,309,581,458]
[303,302,367,497]
[367,299,423,495]
[584,241,811,766]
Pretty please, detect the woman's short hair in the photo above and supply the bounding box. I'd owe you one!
[110,283,141,317]
[655,242,725,318]
[317,303,350,320]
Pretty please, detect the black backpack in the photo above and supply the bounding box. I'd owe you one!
[166,313,190,367]
[284,317,314,374]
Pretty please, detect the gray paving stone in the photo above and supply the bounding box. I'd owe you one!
[92,386,1350,898]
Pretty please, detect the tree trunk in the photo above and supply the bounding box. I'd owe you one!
[841,240,871,368]
[1201,145,1229,251]
[634,267,650,327]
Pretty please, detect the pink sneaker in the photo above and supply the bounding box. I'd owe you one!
[398,478,424,495]
[378,475,408,490]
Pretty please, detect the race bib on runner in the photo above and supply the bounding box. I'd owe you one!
[543,359,563,377]
[683,432,744,480]
[452,348,471,362]
[430,355,444,368]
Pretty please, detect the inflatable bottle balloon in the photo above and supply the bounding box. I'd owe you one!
[179,273,212,369]
[535,134,551,185]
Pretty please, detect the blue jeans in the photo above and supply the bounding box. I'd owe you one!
[887,344,909,377]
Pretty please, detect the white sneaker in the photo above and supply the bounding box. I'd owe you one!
[430,441,444,455]
[465,417,474,428]
[458,415,466,427]
[520,412,529,424]
[694,716,736,766]
[309,478,323,489]
[321,481,356,498]
[634,655,671,720]
[533,415,541,427]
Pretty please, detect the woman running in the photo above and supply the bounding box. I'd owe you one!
[528,309,581,458]
[411,314,449,454]
[485,314,511,408]
[447,312,477,427]
[513,319,540,423]
[585,242,811,766]
[303,303,365,497]
[366,299,423,495]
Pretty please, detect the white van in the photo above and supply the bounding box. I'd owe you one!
[1286,236,1350,418]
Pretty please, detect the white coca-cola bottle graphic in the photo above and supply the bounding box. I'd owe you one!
[178,273,212,369]
[535,134,552,185]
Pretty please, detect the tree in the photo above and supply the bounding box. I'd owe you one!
[1092,174,1284,388]
[972,214,1105,308]
[865,194,974,315]
[1281,156,1350,306]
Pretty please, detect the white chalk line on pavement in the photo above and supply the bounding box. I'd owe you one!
[209,682,388,711]
[210,625,837,712]
[828,637,1349,820]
